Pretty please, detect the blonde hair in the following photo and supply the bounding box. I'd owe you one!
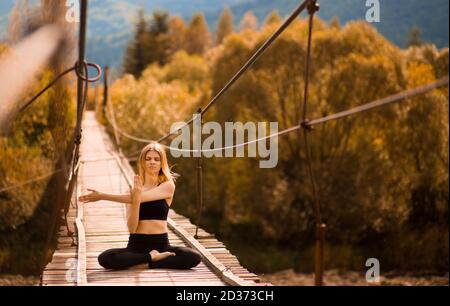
[138,141,179,185]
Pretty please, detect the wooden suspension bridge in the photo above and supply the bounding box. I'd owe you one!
[40,112,269,286]
[1,0,447,287]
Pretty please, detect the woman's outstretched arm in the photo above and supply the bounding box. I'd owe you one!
[102,192,132,204]
[79,189,131,204]
[79,180,175,204]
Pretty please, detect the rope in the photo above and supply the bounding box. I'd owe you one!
[0,168,63,193]
[105,111,153,143]
[105,104,301,154]
[302,0,318,121]
[19,67,75,113]
[18,61,102,114]
[105,75,448,157]
[305,77,449,127]
[156,0,311,143]
[74,61,102,83]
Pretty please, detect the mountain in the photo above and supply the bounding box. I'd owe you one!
[85,0,246,71]
[222,0,448,48]
[0,0,448,71]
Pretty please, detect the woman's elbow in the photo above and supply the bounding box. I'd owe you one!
[127,222,138,234]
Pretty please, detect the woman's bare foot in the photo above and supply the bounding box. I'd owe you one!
[150,250,176,262]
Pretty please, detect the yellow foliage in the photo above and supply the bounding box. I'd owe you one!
[102,13,448,272]
[0,138,52,229]
[109,58,203,147]
[406,61,435,88]
[0,67,75,229]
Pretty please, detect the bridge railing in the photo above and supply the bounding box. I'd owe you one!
[0,0,102,283]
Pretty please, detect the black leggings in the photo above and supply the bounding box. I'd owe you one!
[98,233,202,270]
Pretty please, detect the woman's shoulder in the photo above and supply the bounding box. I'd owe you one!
[159,180,176,189]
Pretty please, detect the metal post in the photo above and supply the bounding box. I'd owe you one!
[315,223,326,285]
[195,109,204,239]
[102,65,109,116]
[300,0,327,286]
[103,65,120,149]
[75,0,88,146]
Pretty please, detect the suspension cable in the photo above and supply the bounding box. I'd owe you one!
[0,168,63,194]
[18,66,76,113]
[156,0,311,143]
[104,77,447,158]
[18,61,101,114]
[104,103,299,154]
[305,76,449,127]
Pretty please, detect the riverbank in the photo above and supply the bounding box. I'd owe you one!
[2,271,448,286]
[260,269,449,286]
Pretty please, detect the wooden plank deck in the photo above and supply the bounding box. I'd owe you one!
[41,112,269,286]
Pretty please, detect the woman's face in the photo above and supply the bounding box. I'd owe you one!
[144,150,162,174]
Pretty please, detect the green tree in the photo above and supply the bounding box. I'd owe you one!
[123,9,148,78]
[408,26,423,47]
[145,11,170,66]
[124,10,171,76]
[150,11,169,34]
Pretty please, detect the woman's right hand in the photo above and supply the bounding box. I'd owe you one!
[130,175,143,204]
[79,189,102,203]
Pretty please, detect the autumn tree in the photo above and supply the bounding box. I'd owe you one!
[264,10,282,27]
[240,11,258,32]
[329,16,341,29]
[114,16,449,273]
[408,26,423,47]
[0,0,76,274]
[185,13,213,55]
[216,7,234,45]
[167,16,188,58]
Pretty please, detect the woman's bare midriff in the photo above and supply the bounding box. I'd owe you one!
[133,198,172,235]
[135,220,168,234]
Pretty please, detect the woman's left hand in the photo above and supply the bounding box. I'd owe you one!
[130,175,142,204]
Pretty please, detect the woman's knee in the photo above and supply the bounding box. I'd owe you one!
[98,249,117,269]
[184,250,202,268]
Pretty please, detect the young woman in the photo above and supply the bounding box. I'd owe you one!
[78,142,202,270]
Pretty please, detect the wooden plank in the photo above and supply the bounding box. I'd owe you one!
[167,218,252,286]
[75,218,87,286]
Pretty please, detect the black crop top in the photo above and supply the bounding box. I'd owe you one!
[139,199,170,221]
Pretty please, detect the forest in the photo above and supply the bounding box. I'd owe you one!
[101,9,449,273]
[0,4,448,280]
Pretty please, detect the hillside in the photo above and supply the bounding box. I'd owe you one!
[205,0,448,48]
[0,0,448,70]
